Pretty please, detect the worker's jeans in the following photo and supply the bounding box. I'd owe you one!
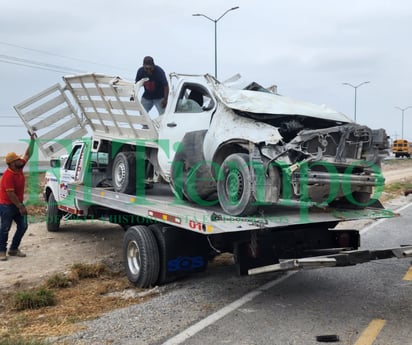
[141,97,165,115]
[0,204,28,253]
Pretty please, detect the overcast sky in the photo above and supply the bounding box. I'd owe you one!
[1,0,411,144]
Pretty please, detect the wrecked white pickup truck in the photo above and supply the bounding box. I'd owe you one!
[15,73,388,217]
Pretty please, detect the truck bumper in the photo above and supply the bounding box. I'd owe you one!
[248,245,412,275]
[293,170,385,187]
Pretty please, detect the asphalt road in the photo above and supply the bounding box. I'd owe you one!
[161,203,412,345]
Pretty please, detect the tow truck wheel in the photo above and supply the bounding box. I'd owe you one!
[123,225,160,288]
[46,193,61,232]
[217,153,257,216]
[148,224,168,285]
[112,152,136,194]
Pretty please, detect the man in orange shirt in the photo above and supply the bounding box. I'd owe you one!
[0,133,36,261]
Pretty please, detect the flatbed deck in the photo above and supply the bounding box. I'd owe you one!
[72,183,396,234]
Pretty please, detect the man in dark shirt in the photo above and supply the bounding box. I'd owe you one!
[134,56,169,114]
[0,133,36,261]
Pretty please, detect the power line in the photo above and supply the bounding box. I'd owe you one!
[0,54,86,74]
[0,40,133,73]
[0,58,79,74]
[1,54,85,73]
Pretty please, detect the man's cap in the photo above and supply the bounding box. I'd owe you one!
[143,56,155,67]
[5,152,21,164]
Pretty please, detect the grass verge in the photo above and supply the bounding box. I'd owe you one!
[0,263,151,343]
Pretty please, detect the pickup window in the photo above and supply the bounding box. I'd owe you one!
[175,83,215,113]
[65,145,83,171]
[91,152,109,167]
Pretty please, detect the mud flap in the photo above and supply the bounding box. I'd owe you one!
[160,226,211,283]
[234,239,280,276]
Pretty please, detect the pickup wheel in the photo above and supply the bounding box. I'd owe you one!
[123,225,160,288]
[46,193,61,232]
[217,153,257,216]
[112,152,136,194]
[171,130,216,203]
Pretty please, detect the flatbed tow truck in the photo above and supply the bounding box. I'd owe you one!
[14,73,412,288]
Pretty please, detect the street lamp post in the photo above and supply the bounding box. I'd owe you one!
[342,81,370,122]
[193,6,239,79]
[395,106,412,139]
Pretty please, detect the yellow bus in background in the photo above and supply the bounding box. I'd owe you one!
[392,139,412,158]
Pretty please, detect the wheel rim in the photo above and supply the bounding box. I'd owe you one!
[127,240,141,276]
[115,161,126,187]
[226,168,244,202]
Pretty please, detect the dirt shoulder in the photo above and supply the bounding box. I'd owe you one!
[0,159,411,293]
[0,221,124,292]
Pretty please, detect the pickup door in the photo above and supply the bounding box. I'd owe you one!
[57,142,88,214]
[157,81,216,180]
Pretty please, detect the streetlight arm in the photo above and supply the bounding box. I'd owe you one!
[192,13,215,22]
[342,82,355,88]
[357,81,370,88]
[217,6,239,21]
[395,105,412,111]
[342,81,370,89]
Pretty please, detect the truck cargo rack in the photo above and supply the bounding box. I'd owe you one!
[14,73,157,158]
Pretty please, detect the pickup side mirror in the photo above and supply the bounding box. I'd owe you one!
[50,159,61,168]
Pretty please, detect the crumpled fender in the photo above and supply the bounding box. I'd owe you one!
[203,105,282,162]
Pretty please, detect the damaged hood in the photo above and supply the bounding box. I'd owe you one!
[213,84,352,124]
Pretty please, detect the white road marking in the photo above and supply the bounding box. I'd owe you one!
[161,273,295,345]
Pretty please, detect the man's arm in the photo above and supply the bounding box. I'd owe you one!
[162,85,169,108]
[22,132,36,162]
[6,190,27,215]
[135,68,143,83]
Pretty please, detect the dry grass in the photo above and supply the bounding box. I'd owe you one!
[0,263,152,342]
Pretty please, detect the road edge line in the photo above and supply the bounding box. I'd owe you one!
[161,272,295,345]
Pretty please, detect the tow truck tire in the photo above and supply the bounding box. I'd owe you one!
[46,193,61,232]
[123,225,160,288]
[217,153,257,216]
[112,151,136,194]
[148,224,168,285]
